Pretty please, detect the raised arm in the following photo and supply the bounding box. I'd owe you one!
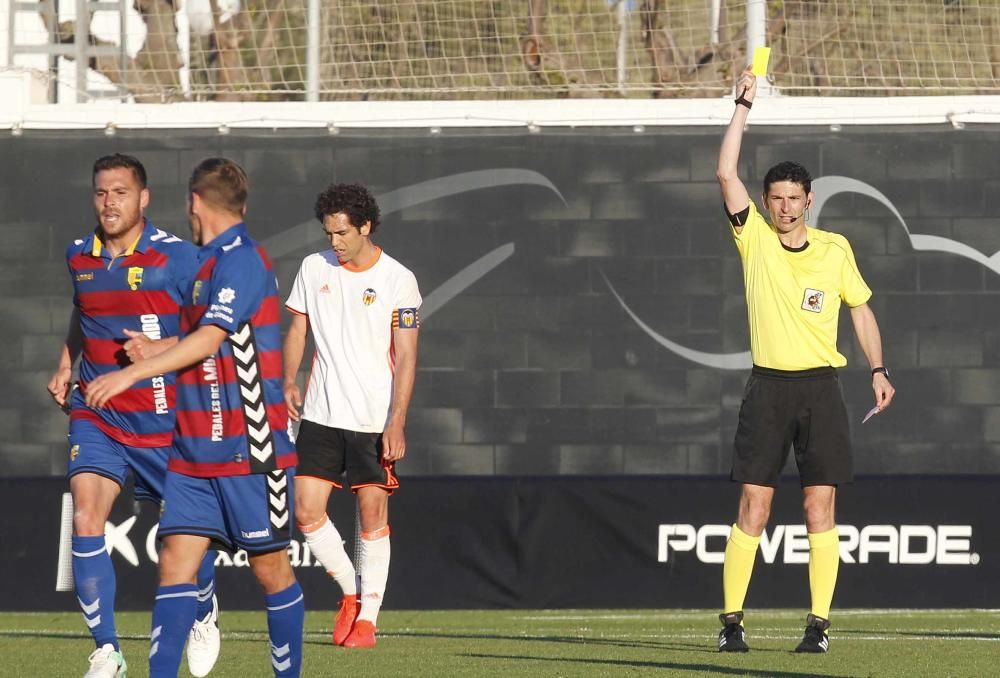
[717,65,757,226]
[849,303,896,411]
[282,311,309,422]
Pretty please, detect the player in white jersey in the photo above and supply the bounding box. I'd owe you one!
[283,183,421,648]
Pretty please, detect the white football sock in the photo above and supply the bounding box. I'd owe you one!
[358,529,390,624]
[300,516,356,596]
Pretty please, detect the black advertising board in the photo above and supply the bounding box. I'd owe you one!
[3,476,993,611]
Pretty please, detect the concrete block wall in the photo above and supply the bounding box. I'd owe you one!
[1,126,998,478]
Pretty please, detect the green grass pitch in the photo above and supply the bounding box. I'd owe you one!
[1,609,996,677]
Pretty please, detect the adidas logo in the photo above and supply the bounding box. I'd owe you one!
[718,629,744,649]
[319,284,330,294]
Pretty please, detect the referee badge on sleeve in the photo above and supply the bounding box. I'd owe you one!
[802,288,825,313]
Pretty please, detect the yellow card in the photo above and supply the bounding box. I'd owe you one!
[751,46,771,76]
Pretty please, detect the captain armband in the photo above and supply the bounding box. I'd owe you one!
[392,307,420,329]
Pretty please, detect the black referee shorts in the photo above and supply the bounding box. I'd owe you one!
[731,365,852,487]
[295,419,399,494]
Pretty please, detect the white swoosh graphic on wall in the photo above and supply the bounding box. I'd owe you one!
[262,169,563,320]
[421,243,515,319]
[263,168,996,369]
[812,176,1000,275]
[379,169,567,214]
[599,271,752,370]
[261,169,565,260]
[606,174,1000,370]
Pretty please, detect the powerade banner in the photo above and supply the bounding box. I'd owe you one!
[2,476,994,611]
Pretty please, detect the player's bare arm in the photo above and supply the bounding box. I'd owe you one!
[718,65,756,225]
[281,311,309,422]
[47,307,83,409]
[85,324,229,408]
[122,328,179,363]
[382,325,419,463]
[849,303,896,410]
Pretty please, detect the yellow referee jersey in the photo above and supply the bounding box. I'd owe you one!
[731,201,872,370]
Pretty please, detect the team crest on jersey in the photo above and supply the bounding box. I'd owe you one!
[127,267,144,291]
[802,288,825,313]
[192,280,203,304]
[362,288,377,306]
[398,308,418,329]
[70,444,79,461]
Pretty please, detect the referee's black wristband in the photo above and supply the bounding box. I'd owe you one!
[871,367,889,378]
[735,85,752,109]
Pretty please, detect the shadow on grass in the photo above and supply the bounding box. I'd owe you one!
[351,629,721,654]
[303,630,790,655]
[0,629,286,642]
[854,629,1000,641]
[0,631,152,641]
[463,653,857,677]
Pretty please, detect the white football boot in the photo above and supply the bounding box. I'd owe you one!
[84,643,127,677]
[186,594,221,677]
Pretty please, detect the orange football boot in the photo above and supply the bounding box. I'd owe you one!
[332,594,360,646]
[343,620,376,649]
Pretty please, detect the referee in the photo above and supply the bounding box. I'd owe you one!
[715,65,896,654]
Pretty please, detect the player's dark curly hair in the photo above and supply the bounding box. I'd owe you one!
[93,153,147,188]
[314,183,381,233]
[763,161,812,195]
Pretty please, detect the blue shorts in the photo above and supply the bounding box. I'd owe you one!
[158,468,295,555]
[67,418,169,504]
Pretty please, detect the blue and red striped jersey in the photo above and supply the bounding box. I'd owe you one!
[67,220,199,447]
[170,222,296,477]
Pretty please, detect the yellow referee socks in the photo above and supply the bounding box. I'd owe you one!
[808,527,841,620]
[722,524,761,614]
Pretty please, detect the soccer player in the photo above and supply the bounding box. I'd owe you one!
[48,154,221,677]
[85,158,304,677]
[715,66,896,653]
[282,183,420,648]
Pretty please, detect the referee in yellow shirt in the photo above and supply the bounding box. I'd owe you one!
[715,65,896,654]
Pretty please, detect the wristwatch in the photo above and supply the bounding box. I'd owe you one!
[871,367,889,378]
